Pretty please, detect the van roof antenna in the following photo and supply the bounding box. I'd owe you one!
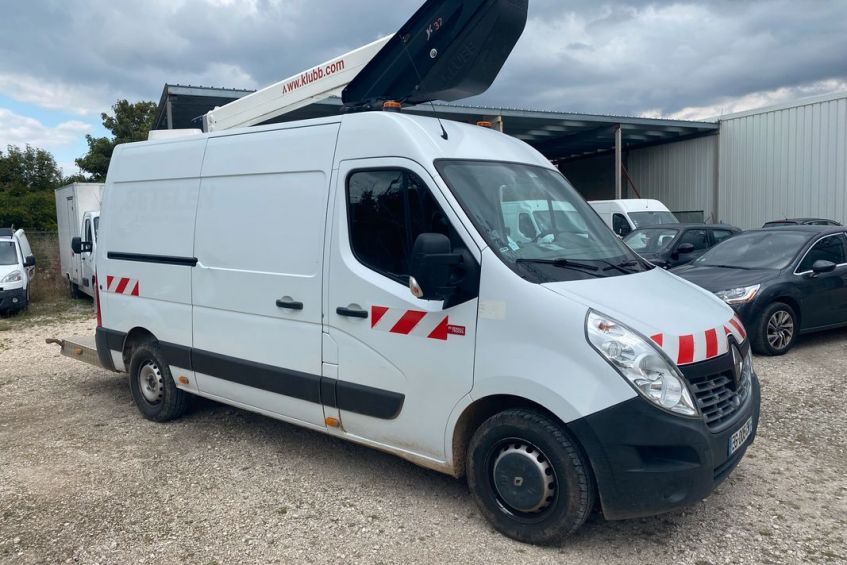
[401,40,448,140]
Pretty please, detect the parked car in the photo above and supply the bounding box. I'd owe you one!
[673,226,847,355]
[588,199,678,237]
[624,224,741,269]
[0,228,36,314]
[763,218,841,228]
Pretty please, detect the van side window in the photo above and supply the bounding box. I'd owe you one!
[612,214,631,236]
[347,169,457,285]
[84,219,92,244]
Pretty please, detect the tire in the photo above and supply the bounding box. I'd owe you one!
[69,279,82,299]
[466,409,595,545]
[128,340,189,422]
[752,302,798,356]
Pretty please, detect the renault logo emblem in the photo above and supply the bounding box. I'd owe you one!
[730,345,743,385]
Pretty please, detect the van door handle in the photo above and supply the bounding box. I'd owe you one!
[276,298,304,310]
[336,306,368,319]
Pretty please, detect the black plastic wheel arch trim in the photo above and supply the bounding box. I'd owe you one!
[97,328,404,420]
[107,252,198,267]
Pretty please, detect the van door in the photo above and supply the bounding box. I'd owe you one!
[192,125,339,427]
[66,196,81,283]
[325,158,479,461]
[80,216,95,291]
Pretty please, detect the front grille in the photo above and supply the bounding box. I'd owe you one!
[683,360,751,431]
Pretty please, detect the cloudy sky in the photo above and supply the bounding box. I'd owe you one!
[2,0,846,175]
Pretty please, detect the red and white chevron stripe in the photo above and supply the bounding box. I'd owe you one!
[650,314,747,366]
[370,306,465,341]
[105,275,139,297]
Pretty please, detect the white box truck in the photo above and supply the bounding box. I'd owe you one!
[55,183,103,298]
[51,0,759,545]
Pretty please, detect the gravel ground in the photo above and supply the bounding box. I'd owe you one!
[1,310,845,564]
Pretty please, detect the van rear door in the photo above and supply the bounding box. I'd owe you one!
[324,158,479,460]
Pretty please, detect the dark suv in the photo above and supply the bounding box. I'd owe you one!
[623,224,741,269]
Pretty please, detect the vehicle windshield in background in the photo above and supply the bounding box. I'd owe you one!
[435,160,649,282]
[695,231,809,270]
[0,242,18,265]
[624,228,679,253]
[629,211,679,228]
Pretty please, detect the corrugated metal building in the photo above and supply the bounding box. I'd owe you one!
[626,91,847,228]
[151,85,846,229]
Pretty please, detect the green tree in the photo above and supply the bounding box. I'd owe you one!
[0,145,63,194]
[75,99,157,181]
[0,144,64,230]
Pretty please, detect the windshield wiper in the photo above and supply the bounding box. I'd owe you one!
[515,258,603,277]
[598,259,642,274]
[703,264,752,270]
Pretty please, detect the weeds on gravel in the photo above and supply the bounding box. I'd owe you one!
[0,288,93,331]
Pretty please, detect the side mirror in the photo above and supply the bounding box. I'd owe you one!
[677,243,695,254]
[23,255,36,268]
[71,237,92,254]
[812,259,837,275]
[409,233,462,301]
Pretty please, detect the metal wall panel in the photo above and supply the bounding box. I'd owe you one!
[560,154,616,201]
[628,135,719,222]
[718,95,847,229]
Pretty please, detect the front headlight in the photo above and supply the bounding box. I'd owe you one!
[1,270,22,283]
[715,284,760,305]
[586,310,698,417]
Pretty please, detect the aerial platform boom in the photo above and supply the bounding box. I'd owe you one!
[203,0,528,133]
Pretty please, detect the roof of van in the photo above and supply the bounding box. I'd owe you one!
[108,111,552,185]
[588,199,670,212]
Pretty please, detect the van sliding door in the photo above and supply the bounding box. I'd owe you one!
[192,124,340,427]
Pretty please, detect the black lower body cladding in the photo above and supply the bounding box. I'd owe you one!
[95,327,404,420]
[569,374,761,520]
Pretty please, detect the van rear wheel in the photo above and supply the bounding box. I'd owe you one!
[466,409,594,545]
[128,341,189,422]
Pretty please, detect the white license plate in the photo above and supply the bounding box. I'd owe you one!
[728,417,753,456]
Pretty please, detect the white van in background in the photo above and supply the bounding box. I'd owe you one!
[589,198,678,237]
[55,183,103,298]
[0,228,35,314]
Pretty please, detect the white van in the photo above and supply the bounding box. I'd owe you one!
[55,183,103,298]
[0,228,35,314]
[589,199,678,237]
[88,110,760,543]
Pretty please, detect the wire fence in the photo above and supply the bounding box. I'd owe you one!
[23,231,66,295]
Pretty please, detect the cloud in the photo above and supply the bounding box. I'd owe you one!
[658,79,847,121]
[0,0,845,120]
[0,108,91,151]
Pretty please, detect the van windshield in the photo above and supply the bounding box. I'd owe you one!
[629,211,678,228]
[435,160,650,282]
[0,242,18,265]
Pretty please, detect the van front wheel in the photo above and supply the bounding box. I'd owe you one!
[466,409,594,545]
[128,341,189,422]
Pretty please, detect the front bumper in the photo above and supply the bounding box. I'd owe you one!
[569,370,760,520]
[0,287,27,312]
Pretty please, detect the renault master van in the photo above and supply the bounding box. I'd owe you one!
[88,111,760,544]
[0,228,35,314]
[58,0,759,545]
